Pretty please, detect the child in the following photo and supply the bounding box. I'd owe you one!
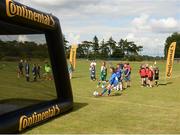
[154,67,159,86]
[37,64,41,79]
[17,59,24,78]
[139,65,146,87]
[148,66,154,87]
[123,64,131,89]
[24,60,30,82]
[126,63,132,87]
[68,62,73,79]
[145,64,149,86]
[99,67,119,96]
[115,63,123,91]
[97,61,107,88]
[89,61,96,81]
[44,63,52,80]
[32,64,38,82]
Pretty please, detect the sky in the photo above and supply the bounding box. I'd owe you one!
[10,0,180,56]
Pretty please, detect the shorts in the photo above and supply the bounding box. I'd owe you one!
[100,76,106,81]
[148,77,153,81]
[124,76,130,82]
[111,82,119,88]
[118,77,122,82]
[141,76,145,78]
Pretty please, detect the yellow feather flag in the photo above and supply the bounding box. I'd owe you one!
[165,42,176,79]
[69,44,78,70]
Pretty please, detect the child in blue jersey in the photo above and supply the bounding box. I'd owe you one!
[97,61,107,88]
[116,63,123,91]
[99,67,119,96]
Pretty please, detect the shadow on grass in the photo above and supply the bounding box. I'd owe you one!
[159,82,173,86]
[94,92,123,98]
[72,102,88,112]
[0,98,44,116]
[22,102,88,134]
[72,76,85,79]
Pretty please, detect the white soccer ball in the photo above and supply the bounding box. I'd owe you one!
[93,91,99,96]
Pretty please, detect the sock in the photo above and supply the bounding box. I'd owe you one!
[120,83,123,90]
[97,81,101,86]
[108,89,111,95]
[101,88,107,95]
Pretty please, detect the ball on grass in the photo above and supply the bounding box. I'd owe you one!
[93,91,99,96]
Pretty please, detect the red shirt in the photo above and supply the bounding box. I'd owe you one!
[139,68,146,77]
[145,68,149,76]
[148,70,154,78]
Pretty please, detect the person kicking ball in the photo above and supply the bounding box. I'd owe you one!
[98,67,119,96]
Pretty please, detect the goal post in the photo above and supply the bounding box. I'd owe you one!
[0,0,73,133]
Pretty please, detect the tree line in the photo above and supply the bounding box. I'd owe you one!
[0,40,49,61]
[164,32,180,58]
[0,32,179,62]
[64,36,145,61]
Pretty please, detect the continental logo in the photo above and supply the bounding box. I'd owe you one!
[6,0,55,27]
[167,48,174,77]
[19,105,60,132]
[166,42,176,78]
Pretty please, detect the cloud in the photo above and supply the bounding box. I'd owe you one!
[11,0,180,56]
[18,35,29,42]
[132,14,180,33]
[125,33,168,56]
[150,17,180,33]
[132,14,150,30]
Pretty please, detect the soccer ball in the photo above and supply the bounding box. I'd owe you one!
[93,91,99,96]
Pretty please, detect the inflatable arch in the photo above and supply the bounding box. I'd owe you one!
[0,0,73,133]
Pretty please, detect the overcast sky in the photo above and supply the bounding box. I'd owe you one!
[12,0,180,56]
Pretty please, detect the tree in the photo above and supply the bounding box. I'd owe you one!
[128,41,143,55]
[77,41,92,59]
[99,39,110,59]
[164,32,180,58]
[106,37,116,56]
[92,36,99,57]
[63,35,70,57]
[118,39,142,57]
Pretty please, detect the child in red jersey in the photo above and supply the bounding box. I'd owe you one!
[139,65,146,87]
[148,66,154,87]
[145,64,149,86]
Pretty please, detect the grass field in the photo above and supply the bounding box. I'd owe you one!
[0,60,180,134]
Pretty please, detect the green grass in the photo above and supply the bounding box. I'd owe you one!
[1,60,180,134]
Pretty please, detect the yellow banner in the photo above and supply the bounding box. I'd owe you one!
[69,45,78,70]
[166,42,176,79]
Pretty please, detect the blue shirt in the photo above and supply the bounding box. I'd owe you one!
[109,73,119,85]
[116,68,122,79]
